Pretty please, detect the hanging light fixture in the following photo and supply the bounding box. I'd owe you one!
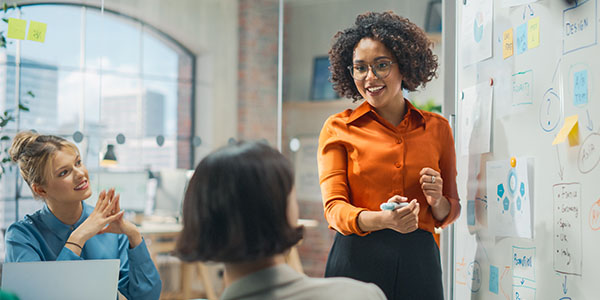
[101,144,117,166]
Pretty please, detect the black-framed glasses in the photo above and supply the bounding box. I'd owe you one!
[347,60,394,81]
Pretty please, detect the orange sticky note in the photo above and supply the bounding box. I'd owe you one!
[27,20,47,43]
[503,28,514,59]
[7,18,26,40]
[552,115,579,146]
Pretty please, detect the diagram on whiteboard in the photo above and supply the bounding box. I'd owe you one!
[461,0,493,66]
[486,157,533,238]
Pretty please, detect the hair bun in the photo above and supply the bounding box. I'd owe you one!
[9,131,39,162]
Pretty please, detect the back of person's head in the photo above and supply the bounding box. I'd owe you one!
[9,131,79,192]
[176,141,303,263]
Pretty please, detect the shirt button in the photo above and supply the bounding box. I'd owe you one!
[396,139,402,144]
[394,162,401,168]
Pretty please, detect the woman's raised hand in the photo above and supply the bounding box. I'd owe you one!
[98,192,143,248]
[69,189,124,246]
[419,167,444,207]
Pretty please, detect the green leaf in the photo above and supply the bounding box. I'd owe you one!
[3,3,7,12]
[2,157,10,163]
[0,115,13,127]
[0,135,9,141]
[1,18,7,23]
[18,103,29,111]
[27,90,35,98]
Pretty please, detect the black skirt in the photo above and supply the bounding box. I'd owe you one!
[324,229,443,300]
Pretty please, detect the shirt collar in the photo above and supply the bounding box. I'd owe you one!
[404,99,426,128]
[220,264,304,300]
[40,201,91,239]
[346,98,426,128]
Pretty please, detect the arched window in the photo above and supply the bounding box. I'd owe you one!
[0,4,194,225]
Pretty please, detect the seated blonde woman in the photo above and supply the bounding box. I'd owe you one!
[5,131,161,300]
[176,141,385,300]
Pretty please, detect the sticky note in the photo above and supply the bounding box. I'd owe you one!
[516,23,528,54]
[503,28,514,59]
[552,115,579,146]
[27,20,47,43]
[7,18,26,40]
[573,70,588,106]
[489,265,499,294]
[467,200,475,225]
[527,17,540,48]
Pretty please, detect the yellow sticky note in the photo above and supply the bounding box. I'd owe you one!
[552,115,579,146]
[528,17,540,49]
[503,28,514,59]
[7,18,26,40]
[27,20,47,43]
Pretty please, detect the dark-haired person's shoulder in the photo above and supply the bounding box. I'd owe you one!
[299,276,387,299]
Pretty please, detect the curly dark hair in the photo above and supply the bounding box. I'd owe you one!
[329,11,438,101]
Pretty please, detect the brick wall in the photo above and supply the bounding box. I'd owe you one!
[237,0,334,278]
[238,0,279,144]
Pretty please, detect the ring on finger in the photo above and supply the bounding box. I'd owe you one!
[431,175,436,184]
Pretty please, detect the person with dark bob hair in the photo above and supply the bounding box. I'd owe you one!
[176,141,385,300]
[318,11,461,300]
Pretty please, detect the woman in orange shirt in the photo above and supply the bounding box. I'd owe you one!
[318,11,461,300]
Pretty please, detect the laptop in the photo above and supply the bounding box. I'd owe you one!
[1,259,120,300]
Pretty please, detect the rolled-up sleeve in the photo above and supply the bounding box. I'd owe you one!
[318,118,368,236]
[434,120,461,228]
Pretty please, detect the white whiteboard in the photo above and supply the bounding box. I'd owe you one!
[453,0,600,299]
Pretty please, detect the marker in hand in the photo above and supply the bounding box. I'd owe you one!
[380,202,409,211]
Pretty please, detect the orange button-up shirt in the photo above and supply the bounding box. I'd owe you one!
[317,100,460,244]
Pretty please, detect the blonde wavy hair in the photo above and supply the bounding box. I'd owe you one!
[9,131,79,195]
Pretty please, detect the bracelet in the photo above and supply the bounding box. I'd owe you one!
[65,241,83,250]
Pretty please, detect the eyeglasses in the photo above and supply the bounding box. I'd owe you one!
[347,60,394,81]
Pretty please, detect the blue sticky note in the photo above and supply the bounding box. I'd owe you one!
[516,23,528,55]
[489,265,499,294]
[467,200,475,225]
[573,70,588,106]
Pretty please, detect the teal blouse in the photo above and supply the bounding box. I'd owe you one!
[4,202,162,300]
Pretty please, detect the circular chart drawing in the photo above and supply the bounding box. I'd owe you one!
[578,132,600,174]
[539,88,561,132]
[508,169,518,196]
[468,261,482,293]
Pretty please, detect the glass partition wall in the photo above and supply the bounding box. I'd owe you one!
[0,3,195,227]
[0,1,238,298]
